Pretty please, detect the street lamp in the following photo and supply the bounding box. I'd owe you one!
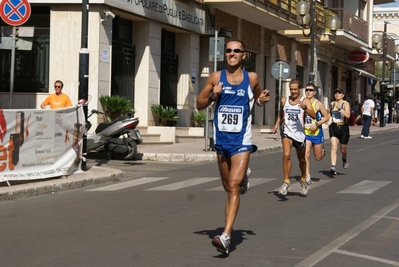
[296,0,341,83]
[317,9,341,43]
[372,21,389,127]
[296,1,311,37]
[372,33,383,52]
[390,44,399,123]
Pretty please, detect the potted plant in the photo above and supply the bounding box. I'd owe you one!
[151,104,179,126]
[191,110,206,127]
[99,95,135,122]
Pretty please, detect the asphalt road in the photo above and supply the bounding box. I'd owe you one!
[0,130,398,267]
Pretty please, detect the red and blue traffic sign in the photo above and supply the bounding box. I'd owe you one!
[0,0,31,26]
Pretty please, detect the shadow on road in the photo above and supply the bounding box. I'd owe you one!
[193,227,256,256]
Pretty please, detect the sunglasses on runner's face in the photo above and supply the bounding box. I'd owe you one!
[225,48,245,53]
[54,86,61,88]
[305,88,314,92]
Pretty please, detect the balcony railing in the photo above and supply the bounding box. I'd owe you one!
[331,8,368,43]
[257,0,300,19]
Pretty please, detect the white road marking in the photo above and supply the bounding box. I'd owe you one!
[146,177,219,191]
[207,178,276,191]
[357,140,396,151]
[334,249,399,266]
[294,197,399,267]
[384,216,399,221]
[87,177,168,191]
[338,180,392,194]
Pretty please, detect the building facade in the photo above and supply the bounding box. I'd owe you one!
[1,0,395,135]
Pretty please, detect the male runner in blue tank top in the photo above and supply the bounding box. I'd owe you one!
[196,40,270,255]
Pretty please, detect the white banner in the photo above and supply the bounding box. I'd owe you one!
[0,106,86,182]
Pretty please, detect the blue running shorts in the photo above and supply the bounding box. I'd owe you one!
[214,144,252,158]
[305,133,324,145]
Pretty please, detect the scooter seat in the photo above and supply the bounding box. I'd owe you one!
[95,117,135,134]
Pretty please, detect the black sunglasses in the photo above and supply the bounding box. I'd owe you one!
[54,86,61,88]
[305,88,314,92]
[226,48,245,53]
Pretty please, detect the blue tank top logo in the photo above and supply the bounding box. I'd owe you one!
[237,89,245,96]
[219,106,243,114]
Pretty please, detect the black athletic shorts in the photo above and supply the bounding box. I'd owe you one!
[281,134,306,149]
[329,123,350,144]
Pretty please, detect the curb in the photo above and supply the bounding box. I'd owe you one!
[0,166,122,202]
[142,145,283,162]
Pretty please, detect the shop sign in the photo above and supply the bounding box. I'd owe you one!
[348,50,369,63]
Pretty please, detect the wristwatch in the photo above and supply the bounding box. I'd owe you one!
[315,122,320,127]
[208,92,214,100]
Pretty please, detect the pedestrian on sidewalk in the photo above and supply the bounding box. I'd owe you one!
[328,88,351,175]
[303,83,330,184]
[273,79,315,197]
[360,94,375,139]
[41,80,72,109]
[395,98,399,123]
[196,39,270,255]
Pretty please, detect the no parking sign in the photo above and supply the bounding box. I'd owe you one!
[0,0,31,26]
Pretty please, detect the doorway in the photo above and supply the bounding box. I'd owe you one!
[160,29,179,109]
[111,17,135,104]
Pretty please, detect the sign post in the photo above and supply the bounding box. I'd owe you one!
[271,61,290,118]
[206,33,224,151]
[0,0,31,108]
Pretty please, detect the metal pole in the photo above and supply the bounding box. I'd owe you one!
[380,21,388,127]
[79,0,89,170]
[9,27,16,109]
[394,65,397,123]
[205,30,218,151]
[309,0,315,84]
[388,62,393,123]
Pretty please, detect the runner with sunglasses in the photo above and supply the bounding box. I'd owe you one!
[196,39,270,255]
[303,83,330,184]
[329,88,351,175]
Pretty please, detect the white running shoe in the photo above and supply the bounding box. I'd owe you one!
[300,181,308,196]
[212,232,230,254]
[278,182,291,196]
[360,135,365,139]
[305,174,312,185]
[343,161,349,169]
[239,168,251,195]
[364,136,372,139]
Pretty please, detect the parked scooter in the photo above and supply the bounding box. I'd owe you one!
[86,109,143,160]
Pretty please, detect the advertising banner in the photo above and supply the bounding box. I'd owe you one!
[0,106,86,182]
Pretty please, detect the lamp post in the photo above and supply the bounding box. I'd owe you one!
[372,21,389,127]
[79,0,89,170]
[296,0,341,84]
[393,44,399,123]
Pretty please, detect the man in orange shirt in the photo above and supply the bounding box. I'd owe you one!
[41,80,72,109]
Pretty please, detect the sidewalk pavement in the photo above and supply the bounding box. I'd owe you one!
[138,123,399,162]
[1,123,398,201]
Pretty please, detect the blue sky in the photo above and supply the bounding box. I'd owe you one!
[376,1,399,7]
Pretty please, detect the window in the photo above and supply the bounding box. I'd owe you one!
[0,7,50,93]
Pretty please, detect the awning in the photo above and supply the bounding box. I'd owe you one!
[351,66,380,81]
[337,62,380,81]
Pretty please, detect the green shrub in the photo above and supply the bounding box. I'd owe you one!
[99,95,135,122]
[191,110,206,127]
[151,104,179,126]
